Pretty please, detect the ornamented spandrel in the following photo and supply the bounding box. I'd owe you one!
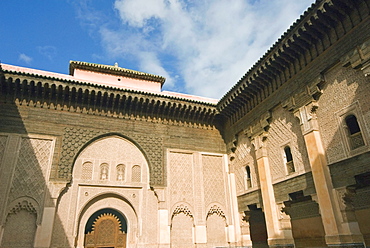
[58,127,104,179]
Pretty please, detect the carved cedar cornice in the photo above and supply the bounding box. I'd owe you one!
[218,0,370,121]
[280,75,325,135]
[341,38,370,76]
[244,111,271,140]
[0,72,218,130]
[282,74,325,112]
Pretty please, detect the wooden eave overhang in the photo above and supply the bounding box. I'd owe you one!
[217,0,370,120]
[69,61,166,85]
[0,66,218,128]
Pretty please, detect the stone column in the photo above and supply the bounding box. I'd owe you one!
[241,211,253,247]
[34,206,57,248]
[154,188,170,248]
[33,182,66,248]
[251,133,294,248]
[193,152,207,247]
[194,225,207,247]
[245,112,294,248]
[294,102,365,247]
[225,150,242,246]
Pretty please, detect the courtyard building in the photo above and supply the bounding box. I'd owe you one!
[0,0,370,247]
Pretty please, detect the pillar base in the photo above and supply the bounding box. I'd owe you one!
[325,234,365,248]
[269,245,294,248]
[327,244,365,248]
[268,239,294,248]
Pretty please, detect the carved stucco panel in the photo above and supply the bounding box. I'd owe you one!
[229,133,257,195]
[202,154,226,209]
[9,137,53,205]
[0,135,7,166]
[168,152,194,207]
[267,106,310,182]
[57,127,164,186]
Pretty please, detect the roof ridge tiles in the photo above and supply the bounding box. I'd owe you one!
[69,61,166,85]
[1,63,216,106]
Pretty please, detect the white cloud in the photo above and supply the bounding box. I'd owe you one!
[114,0,167,27]
[37,46,57,60]
[137,52,174,87]
[18,53,33,64]
[77,0,314,98]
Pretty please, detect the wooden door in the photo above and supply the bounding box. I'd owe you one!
[85,213,126,248]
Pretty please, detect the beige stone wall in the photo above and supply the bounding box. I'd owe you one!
[167,150,232,247]
[0,92,228,247]
[0,134,56,248]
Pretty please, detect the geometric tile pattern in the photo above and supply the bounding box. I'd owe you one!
[267,106,307,181]
[229,133,257,195]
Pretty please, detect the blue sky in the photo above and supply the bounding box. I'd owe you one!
[1,0,314,99]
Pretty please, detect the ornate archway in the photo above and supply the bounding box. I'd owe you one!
[84,209,127,248]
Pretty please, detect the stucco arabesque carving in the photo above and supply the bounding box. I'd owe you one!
[172,204,194,219]
[207,205,227,221]
[229,112,271,161]
[57,127,164,186]
[282,75,325,135]
[243,111,271,159]
[4,197,41,225]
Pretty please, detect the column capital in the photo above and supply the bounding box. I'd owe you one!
[293,101,320,135]
[336,186,358,222]
[282,74,325,112]
[244,111,270,158]
[242,210,251,222]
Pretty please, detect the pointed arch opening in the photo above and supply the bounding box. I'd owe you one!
[84,208,127,248]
